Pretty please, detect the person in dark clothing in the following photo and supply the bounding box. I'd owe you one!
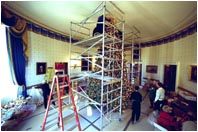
[130,86,142,124]
[148,80,157,108]
[39,80,55,109]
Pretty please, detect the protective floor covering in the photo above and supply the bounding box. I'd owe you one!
[14,87,155,131]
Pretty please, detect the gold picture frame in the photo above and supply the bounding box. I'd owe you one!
[146,65,158,73]
[36,62,47,75]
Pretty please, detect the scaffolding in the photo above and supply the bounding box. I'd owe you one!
[125,26,141,86]
[69,2,124,130]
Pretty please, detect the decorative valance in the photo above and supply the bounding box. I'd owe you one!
[2,7,29,64]
[1,6,17,26]
[11,17,27,36]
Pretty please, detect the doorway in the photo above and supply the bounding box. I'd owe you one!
[163,65,177,92]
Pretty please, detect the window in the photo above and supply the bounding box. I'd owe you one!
[81,55,92,71]
[133,49,141,59]
[0,25,18,104]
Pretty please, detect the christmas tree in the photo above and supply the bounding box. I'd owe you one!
[86,14,133,111]
[86,42,133,111]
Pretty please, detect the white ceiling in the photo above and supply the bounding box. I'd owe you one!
[2,1,197,43]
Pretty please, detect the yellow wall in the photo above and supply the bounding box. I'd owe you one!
[141,33,197,94]
[26,30,197,94]
[26,31,70,86]
[26,31,95,86]
[125,50,132,64]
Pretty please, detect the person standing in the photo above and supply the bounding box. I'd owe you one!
[39,80,55,109]
[154,82,165,111]
[130,86,142,124]
[148,80,156,108]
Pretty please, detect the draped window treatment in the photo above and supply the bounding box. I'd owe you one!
[2,7,28,97]
[6,28,27,97]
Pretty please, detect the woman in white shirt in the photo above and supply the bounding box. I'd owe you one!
[154,82,165,111]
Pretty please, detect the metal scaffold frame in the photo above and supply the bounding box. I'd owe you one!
[69,1,124,131]
[124,26,141,86]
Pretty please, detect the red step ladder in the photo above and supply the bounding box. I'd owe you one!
[41,75,81,131]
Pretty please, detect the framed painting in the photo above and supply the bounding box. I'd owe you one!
[190,65,197,83]
[36,62,47,75]
[146,65,158,73]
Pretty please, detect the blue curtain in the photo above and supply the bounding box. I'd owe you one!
[6,27,27,97]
